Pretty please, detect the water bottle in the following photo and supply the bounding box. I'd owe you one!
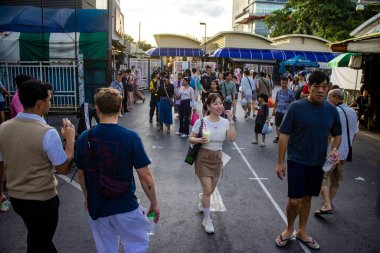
[147,211,156,236]
[0,199,11,213]
[322,156,335,172]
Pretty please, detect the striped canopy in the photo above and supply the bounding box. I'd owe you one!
[209,47,338,63]
[146,48,204,57]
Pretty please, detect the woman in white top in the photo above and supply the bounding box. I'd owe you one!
[176,77,195,138]
[189,93,236,234]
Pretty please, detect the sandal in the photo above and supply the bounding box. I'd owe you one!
[314,209,333,216]
[275,234,295,247]
[166,125,170,134]
[296,236,320,250]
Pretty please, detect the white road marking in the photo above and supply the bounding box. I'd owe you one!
[232,147,245,150]
[360,131,380,141]
[56,174,82,192]
[249,178,268,180]
[232,142,311,253]
[355,177,365,181]
[152,145,163,149]
[222,152,231,167]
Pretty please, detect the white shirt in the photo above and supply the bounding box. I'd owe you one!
[240,76,256,95]
[192,116,229,151]
[336,104,359,160]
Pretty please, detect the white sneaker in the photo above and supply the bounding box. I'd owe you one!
[180,134,188,138]
[198,193,203,212]
[259,142,265,147]
[251,140,258,144]
[175,132,181,135]
[202,218,214,234]
[118,114,123,118]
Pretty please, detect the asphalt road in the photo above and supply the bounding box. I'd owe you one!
[1,90,380,253]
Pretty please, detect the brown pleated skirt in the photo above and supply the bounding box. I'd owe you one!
[195,148,223,177]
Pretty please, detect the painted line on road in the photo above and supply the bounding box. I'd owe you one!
[360,131,380,141]
[56,174,83,192]
[249,178,268,180]
[232,141,311,253]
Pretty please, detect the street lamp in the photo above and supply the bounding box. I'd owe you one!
[200,22,207,61]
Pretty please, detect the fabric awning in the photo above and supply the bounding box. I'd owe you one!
[209,47,338,63]
[146,47,204,57]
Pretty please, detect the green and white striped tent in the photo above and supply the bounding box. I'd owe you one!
[0,32,106,61]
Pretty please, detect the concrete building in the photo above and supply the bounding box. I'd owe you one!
[232,0,288,37]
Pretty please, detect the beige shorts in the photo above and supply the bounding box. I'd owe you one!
[322,161,344,188]
[195,148,223,177]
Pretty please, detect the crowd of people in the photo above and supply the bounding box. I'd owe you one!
[0,66,362,252]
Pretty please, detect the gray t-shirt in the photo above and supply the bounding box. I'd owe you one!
[280,99,342,166]
[220,81,237,103]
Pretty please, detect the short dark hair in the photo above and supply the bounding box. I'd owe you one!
[244,70,250,76]
[19,79,52,108]
[192,67,197,73]
[258,93,268,103]
[309,71,328,86]
[223,71,231,80]
[15,74,33,89]
[205,65,212,69]
[331,85,340,90]
[281,77,288,82]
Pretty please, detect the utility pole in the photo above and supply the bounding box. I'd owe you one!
[107,0,113,85]
[200,22,206,63]
[136,22,141,57]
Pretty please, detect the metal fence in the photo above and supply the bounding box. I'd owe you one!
[0,61,77,112]
[129,59,149,89]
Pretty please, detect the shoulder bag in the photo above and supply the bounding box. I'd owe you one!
[185,119,204,165]
[88,129,130,198]
[163,84,174,107]
[338,105,352,162]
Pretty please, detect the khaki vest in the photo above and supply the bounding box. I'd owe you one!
[0,117,58,201]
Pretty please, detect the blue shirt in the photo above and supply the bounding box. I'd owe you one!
[75,124,151,220]
[275,88,294,113]
[189,77,196,90]
[280,99,342,166]
[0,113,67,165]
[110,81,124,97]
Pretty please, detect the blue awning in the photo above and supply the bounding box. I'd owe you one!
[146,47,204,57]
[209,47,338,63]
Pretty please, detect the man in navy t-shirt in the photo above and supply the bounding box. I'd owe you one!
[275,71,342,250]
[76,88,160,253]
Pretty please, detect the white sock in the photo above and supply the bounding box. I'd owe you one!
[204,207,211,221]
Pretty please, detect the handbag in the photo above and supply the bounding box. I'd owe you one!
[88,129,130,198]
[163,84,174,107]
[185,119,204,165]
[338,105,353,162]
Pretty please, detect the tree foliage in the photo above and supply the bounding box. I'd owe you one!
[137,41,152,51]
[264,0,376,42]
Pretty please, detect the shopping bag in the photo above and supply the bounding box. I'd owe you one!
[190,112,199,126]
[268,97,275,108]
[261,123,273,134]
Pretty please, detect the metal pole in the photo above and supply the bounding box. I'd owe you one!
[204,24,207,59]
[136,21,141,57]
[107,0,113,85]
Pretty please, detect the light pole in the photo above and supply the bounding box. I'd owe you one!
[200,22,206,62]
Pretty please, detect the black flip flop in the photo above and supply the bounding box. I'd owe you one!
[314,209,334,216]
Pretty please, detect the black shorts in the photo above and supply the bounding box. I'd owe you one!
[287,160,324,199]
[275,112,285,127]
[0,101,5,111]
[255,123,264,133]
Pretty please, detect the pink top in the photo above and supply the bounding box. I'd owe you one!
[10,90,23,118]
